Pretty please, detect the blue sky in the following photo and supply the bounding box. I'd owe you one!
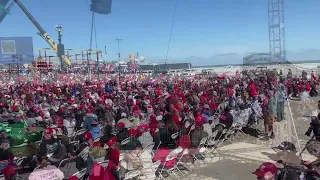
[1,0,320,65]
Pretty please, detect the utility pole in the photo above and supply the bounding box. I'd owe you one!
[97,51,100,81]
[55,25,65,71]
[116,39,122,90]
[104,46,108,62]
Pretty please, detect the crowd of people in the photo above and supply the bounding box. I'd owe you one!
[0,68,318,180]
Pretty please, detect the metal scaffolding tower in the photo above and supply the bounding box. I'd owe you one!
[268,0,286,63]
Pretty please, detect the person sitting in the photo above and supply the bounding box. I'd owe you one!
[89,120,103,139]
[99,124,114,145]
[121,129,142,151]
[37,129,61,163]
[73,134,94,178]
[137,124,153,149]
[213,106,233,140]
[191,121,208,147]
[120,145,144,177]
[83,114,97,131]
[116,122,129,143]
[0,130,13,148]
[2,164,17,180]
[0,138,14,175]
[104,137,121,180]
[28,156,64,180]
[56,128,72,153]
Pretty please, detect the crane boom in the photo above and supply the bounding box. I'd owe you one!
[0,0,15,23]
[13,0,71,65]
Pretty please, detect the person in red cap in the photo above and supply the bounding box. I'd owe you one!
[191,120,208,147]
[81,131,93,147]
[104,138,120,180]
[252,162,278,180]
[115,122,129,143]
[37,128,60,161]
[137,124,153,149]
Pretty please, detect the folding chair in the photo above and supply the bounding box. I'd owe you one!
[171,132,179,140]
[58,158,70,168]
[215,124,238,150]
[157,154,180,180]
[97,160,109,168]
[192,137,208,164]
[151,141,161,158]
[93,136,100,143]
[176,149,192,173]
[33,165,40,171]
[124,160,161,180]
[58,158,77,179]
[121,137,131,146]
[71,168,87,180]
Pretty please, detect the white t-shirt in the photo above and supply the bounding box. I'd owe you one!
[28,165,64,180]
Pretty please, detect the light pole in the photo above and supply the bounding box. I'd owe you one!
[104,46,108,62]
[116,39,122,89]
[55,25,64,71]
[12,54,22,84]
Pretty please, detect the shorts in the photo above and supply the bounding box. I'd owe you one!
[264,115,275,125]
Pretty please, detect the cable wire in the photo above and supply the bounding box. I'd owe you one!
[165,0,178,63]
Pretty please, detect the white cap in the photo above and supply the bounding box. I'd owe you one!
[156,115,163,121]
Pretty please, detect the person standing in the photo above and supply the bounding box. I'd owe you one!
[263,90,277,139]
[276,85,286,122]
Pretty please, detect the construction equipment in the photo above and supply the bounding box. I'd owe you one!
[0,0,13,23]
[12,0,71,66]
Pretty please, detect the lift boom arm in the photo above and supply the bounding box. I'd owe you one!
[13,0,71,65]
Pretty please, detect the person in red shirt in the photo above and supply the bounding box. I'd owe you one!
[104,137,120,180]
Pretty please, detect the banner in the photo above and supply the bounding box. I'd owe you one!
[0,37,35,64]
[90,0,112,14]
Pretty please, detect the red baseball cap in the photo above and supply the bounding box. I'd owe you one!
[252,162,278,178]
[82,131,93,141]
[137,124,149,132]
[128,128,137,136]
[116,122,125,128]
